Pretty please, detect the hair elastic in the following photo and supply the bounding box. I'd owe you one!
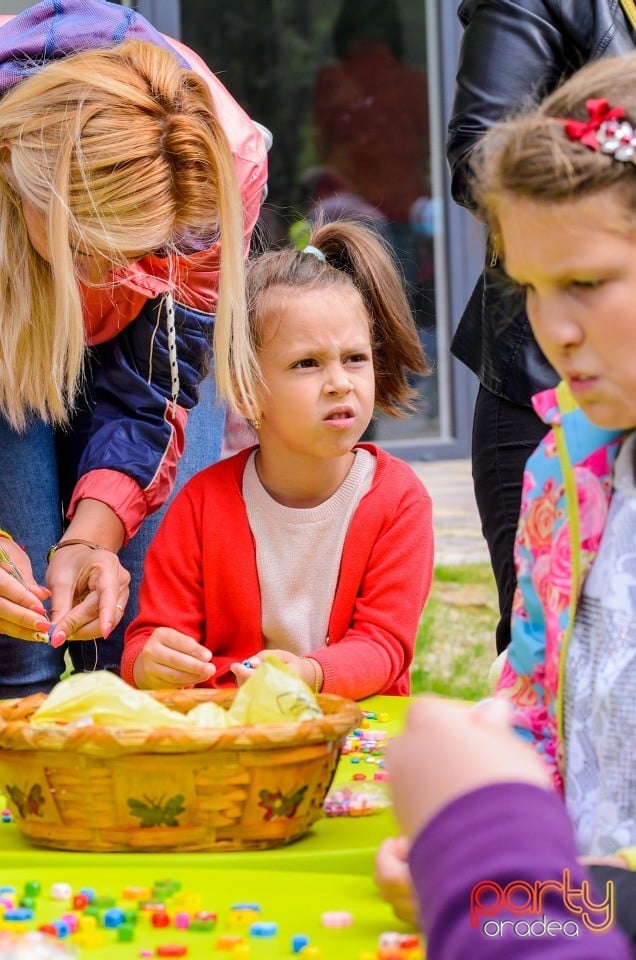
[302,244,326,262]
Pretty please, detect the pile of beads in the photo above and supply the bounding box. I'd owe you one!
[324,711,392,816]
[323,783,390,817]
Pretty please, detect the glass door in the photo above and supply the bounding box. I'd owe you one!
[178,0,452,457]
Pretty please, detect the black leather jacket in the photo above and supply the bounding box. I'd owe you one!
[448,0,635,405]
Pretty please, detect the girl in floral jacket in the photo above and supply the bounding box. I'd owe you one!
[472,52,636,860]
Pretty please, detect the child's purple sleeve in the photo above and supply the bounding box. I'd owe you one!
[408,782,631,959]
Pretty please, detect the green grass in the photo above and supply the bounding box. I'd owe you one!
[410,563,498,702]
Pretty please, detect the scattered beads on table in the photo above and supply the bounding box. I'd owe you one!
[0,865,425,960]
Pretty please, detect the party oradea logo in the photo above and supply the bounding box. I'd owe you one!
[470,869,614,938]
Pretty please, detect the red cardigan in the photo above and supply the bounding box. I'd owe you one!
[121,444,433,699]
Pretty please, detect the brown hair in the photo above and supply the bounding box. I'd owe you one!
[242,220,428,417]
[472,53,636,235]
[0,38,246,430]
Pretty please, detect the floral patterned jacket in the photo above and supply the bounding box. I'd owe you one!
[496,382,625,792]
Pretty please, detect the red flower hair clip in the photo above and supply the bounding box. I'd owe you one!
[561,98,636,162]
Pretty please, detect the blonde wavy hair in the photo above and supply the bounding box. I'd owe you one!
[0,38,249,430]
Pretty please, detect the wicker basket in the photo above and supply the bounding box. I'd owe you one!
[0,688,362,853]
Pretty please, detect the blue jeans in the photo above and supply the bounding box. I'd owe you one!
[0,376,225,698]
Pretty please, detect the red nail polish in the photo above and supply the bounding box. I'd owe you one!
[34,619,51,632]
[50,630,66,648]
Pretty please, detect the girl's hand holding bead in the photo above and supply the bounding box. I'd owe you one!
[230,650,323,692]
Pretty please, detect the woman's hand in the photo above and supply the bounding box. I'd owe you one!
[133,628,216,689]
[374,836,419,927]
[0,540,52,642]
[46,543,130,646]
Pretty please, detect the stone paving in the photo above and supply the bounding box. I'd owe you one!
[408,459,490,567]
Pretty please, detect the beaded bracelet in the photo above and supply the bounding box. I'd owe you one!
[46,538,107,564]
[303,657,322,695]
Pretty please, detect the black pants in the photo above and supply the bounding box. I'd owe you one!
[472,386,550,653]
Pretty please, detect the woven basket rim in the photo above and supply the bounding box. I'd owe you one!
[0,688,363,756]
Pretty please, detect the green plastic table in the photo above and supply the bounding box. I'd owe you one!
[0,697,417,958]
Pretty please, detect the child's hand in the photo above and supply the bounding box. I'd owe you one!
[230,650,322,691]
[133,627,215,689]
[373,836,418,927]
[388,694,552,842]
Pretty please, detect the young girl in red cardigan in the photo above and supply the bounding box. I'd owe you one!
[121,221,433,700]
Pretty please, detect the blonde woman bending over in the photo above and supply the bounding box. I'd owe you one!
[0,0,267,698]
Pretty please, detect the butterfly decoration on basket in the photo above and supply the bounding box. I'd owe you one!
[5,781,45,818]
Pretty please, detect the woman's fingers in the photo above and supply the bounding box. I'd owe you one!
[0,564,52,640]
[47,544,130,642]
[54,588,129,643]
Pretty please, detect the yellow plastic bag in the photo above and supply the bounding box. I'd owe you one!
[30,672,197,729]
[227,656,322,725]
[186,700,230,728]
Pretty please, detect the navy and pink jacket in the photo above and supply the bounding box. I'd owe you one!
[0,0,267,542]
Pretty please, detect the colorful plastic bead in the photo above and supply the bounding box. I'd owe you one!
[193,910,216,923]
[249,921,277,937]
[60,913,79,933]
[173,912,190,930]
[50,883,72,901]
[23,881,40,897]
[123,886,152,902]
[103,907,126,927]
[151,912,171,929]
[216,935,244,949]
[4,908,34,922]
[291,933,310,953]
[190,918,215,932]
[320,910,353,928]
[117,923,135,942]
[156,946,188,957]
[378,932,402,949]
[153,880,181,897]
